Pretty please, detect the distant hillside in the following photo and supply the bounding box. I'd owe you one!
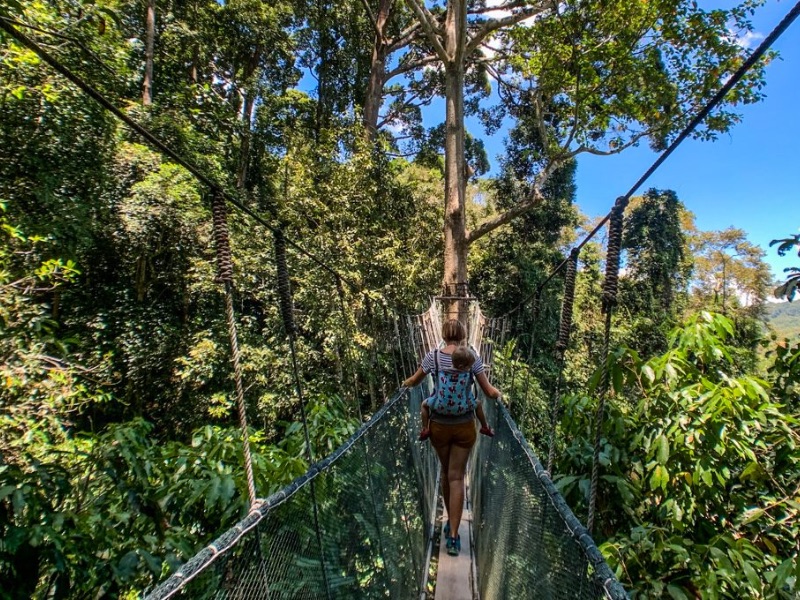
[766,301,800,340]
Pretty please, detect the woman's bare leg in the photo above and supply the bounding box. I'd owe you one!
[445,445,471,536]
[433,444,452,513]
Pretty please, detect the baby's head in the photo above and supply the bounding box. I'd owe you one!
[452,344,475,372]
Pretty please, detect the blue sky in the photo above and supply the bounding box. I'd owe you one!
[464,1,799,283]
[572,1,800,283]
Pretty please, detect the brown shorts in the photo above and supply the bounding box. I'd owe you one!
[430,420,477,450]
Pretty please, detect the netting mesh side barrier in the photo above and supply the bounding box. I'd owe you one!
[470,397,628,600]
[145,385,438,600]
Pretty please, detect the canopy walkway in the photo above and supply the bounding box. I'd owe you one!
[145,303,627,599]
[4,8,799,597]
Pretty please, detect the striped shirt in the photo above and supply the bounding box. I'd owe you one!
[421,348,485,376]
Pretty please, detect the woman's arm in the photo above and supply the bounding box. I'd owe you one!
[402,367,426,388]
[475,372,501,399]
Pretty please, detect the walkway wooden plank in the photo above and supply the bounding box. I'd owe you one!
[435,483,478,600]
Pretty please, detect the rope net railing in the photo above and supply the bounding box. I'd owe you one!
[471,396,627,600]
[146,301,627,599]
[145,385,439,600]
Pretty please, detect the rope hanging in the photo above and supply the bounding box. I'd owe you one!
[210,192,258,508]
[273,225,333,600]
[547,247,579,473]
[587,197,627,533]
[557,248,579,352]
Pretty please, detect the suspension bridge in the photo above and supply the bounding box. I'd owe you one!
[143,299,627,600]
[2,2,799,597]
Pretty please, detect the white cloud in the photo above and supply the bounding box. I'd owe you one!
[733,30,765,49]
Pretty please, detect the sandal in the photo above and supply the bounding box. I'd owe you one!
[419,427,431,441]
[479,425,495,437]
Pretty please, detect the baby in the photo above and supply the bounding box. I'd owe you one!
[419,343,494,441]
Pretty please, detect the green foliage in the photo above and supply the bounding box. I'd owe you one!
[490,340,549,454]
[1,0,790,595]
[770,233,800,302]
[0,419,315,598]
[506,0,771,154]
[557,312,800,597]
[618,189,692,356]
[0,208,99,459]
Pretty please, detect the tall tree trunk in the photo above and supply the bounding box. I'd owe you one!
[237,48,261,189]
[363,0,393,138]
[442,63,467,305]
[237,93,256,188]
[363,45,386,137]
[441,0,468,319]
[143,0,155,105]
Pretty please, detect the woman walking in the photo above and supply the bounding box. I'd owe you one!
[403,319,501,556]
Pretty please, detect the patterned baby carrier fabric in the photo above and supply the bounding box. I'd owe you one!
[427,349,478,416]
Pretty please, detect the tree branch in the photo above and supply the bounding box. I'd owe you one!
[465,4,549,54]
[572,131,648,156]
[385,54,439,79]
[388,21,423,52]
[465,157,564,244]
[404,0,450,62]
[468,1,527,15]
[377,92,425,128]
[358,0,380,35]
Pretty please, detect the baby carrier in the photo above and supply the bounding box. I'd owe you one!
[427,349,478,416]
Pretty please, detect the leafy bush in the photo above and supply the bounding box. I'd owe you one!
[556,312,800,598]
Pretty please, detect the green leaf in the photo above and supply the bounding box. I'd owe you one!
[117,550,139,580]
[742,560,761,591]
[611,364,624,393]
[655,434,669,465]
[740,508,764,525]
[700,468,713,487]
[642,364,655,385]
[12,489,25,514]
[140,550,162,575]
[667,584,690,600]
[650,465,669,491]
[772,558,794,589]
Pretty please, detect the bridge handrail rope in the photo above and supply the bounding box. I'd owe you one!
[144,386,417,600]
[490,399,628,599]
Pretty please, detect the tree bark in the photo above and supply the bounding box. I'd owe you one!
[237,47,261,189]
[442,62,467,314]
[237,93,256,188]
[143,0,155,105]
[441,0,468,318]
[363,0,393,137]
